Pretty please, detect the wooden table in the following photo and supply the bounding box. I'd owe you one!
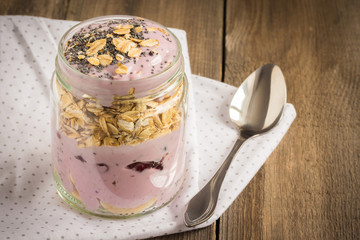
[2,0,359,239]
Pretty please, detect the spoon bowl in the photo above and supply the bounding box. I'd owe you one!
[230,63,286,135]
[184,64,287,227]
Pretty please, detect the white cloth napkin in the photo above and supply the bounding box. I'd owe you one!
[0,16,296,240]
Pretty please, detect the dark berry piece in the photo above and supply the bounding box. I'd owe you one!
[96,163,110,172]
[74,155,86,163]
[126,161,163,172]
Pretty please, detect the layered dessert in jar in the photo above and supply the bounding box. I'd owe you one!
[51,16,187,217]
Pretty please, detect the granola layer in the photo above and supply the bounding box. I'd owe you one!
[56,78,183,147]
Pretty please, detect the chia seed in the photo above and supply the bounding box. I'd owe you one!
[63,17,175,80]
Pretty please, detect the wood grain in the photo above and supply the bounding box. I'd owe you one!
[0,0,69,19]
[65,0,224,81]
[2,0,360,239]
[223,0,360,239]
[0,0,222,239]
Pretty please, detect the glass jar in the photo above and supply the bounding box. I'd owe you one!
[50,16,188,217]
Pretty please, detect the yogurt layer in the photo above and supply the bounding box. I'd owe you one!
[52,16,186,215]
[52,121,185,210]
[64,17,178,81]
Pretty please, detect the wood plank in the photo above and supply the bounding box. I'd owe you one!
[1,0,223,80]
[64,4,224,239]
[222,0,360,239]
[0,0,69,19]
[0,0,223,239]
[151,227,216,240]
[65,0,224,81]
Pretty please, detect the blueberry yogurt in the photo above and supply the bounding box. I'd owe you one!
[50,16,187,217]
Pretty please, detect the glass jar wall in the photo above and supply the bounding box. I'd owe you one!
[50,16,187,217]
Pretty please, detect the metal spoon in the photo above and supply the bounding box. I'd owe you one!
[184,64,287,227]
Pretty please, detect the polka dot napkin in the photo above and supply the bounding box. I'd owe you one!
[0,16,296,240]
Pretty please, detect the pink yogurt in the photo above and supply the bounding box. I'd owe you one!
[52,120,185,210]
[80,21,178,81]
[52,16,186,214]
[58,16,182,106]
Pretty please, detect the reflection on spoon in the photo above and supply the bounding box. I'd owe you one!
[184,64,287,227]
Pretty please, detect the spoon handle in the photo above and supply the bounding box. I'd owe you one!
[184,135,248,227]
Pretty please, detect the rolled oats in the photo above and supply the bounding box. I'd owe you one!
[157,28,170,36]
[107,123,119,135]
[103,137,119,146]
[87,56,100,66]
[127,47,142,58]
[146,27,157,32]
[86,39,106,56]
[115,63,128,75]
[134,26,143,33]
[113,28,131,35]
[138,126,157,140]
[56,77,183,147]
[99,116,110,136]
[112,38,137,53]
[117,119,135,133]
[97,54,113,66]
[129,37,142,43]
[115,53,124,62]
[140,39,159,47]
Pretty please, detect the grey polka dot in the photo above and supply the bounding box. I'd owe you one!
[0,16,296,240]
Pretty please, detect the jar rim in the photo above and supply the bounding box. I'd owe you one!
[57,15,182,83]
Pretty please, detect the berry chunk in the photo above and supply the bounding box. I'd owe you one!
[74,155,87,163]
[126,161,163,172]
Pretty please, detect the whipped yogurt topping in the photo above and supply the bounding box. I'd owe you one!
[64,17,178,81]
